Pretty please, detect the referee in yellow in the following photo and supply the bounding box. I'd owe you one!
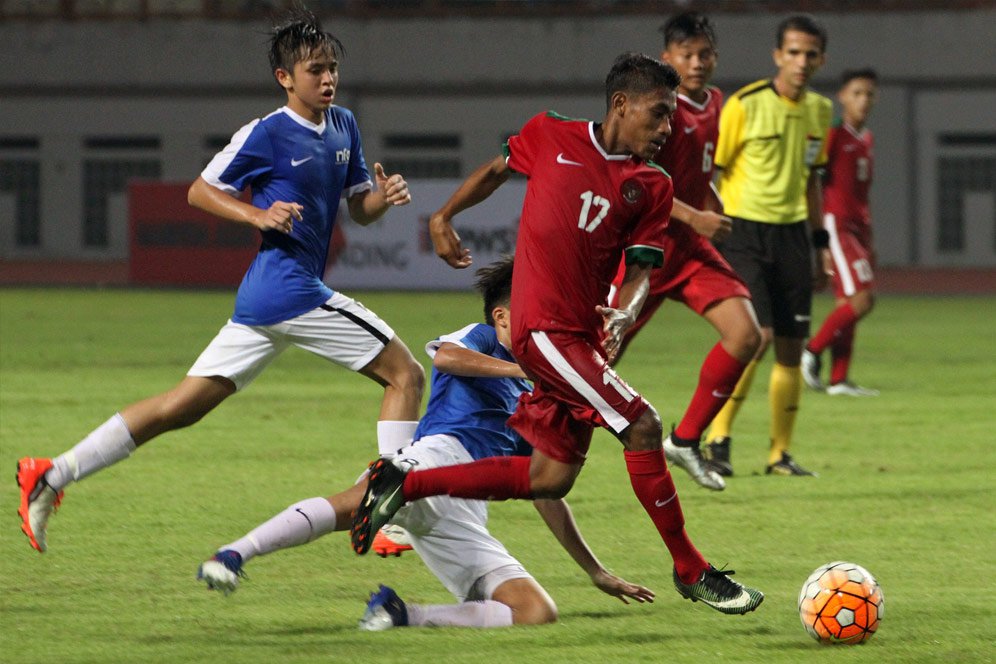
[704,14,833,477]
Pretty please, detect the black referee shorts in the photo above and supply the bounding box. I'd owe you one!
[717,218,814,339]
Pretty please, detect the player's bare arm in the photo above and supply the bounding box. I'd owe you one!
[533,498,655,605]
[348,162,411,226]
[598,262,652,362]
[807,168,834,287]
[671,196,732,241]
[430,155,512,269]
[188,176,302,234]
[433,342,528,380]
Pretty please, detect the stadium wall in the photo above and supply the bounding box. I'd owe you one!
[0,9,993,276]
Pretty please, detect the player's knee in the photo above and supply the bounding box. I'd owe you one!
[725,320,762,361]
[622,408,663,451]
[394,357,426,399]
[511,597,558,625]
[853,292,874,317]
[530,474,574,499]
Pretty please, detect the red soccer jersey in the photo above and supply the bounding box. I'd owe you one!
[505,111,672,343]
[823,121,873,233]
[657,86,723,209]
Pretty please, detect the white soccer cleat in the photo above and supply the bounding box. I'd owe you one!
[801,349,825,391]
[826,381,879,397]
[664,435,726,491]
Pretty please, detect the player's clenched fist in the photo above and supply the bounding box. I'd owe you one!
[255,201,303,234]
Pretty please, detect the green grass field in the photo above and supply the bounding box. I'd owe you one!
[1,288,993,663]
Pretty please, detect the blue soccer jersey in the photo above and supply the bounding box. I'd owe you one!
[202,105,372,326]
[414,324,533,460]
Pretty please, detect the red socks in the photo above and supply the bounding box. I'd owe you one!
[675,343,747,442]
[808,302,858,354]
[624,449,708,584]
[402,456,532,502]
[830,322,856,385]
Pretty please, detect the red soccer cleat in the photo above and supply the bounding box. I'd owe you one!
[372,525,413,558]
[16,457,64,553]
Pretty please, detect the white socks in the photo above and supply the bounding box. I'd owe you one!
[407,600,514,628]
[221,497,336,562]
[376,420,418,457]
[45,414,136,492]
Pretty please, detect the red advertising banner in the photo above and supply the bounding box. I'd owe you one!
[128,182,257,287]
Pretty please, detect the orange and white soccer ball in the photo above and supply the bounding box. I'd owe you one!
[798,561,884,644]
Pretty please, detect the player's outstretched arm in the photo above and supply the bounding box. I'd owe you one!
[188,177,301,234]
[348,163,411,226]
[430,155,512,269]
[533,499,654,605]
[433,342,528,379]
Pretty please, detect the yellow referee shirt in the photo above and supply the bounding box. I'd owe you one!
[715,79,832,224]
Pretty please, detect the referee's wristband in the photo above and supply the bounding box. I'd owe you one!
[811,229,830,249]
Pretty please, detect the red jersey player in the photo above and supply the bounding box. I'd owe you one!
[609,13,761,490]
[802,69,880,397]
[352,54,764,616]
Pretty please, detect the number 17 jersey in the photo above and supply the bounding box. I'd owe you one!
[504,112,672,343]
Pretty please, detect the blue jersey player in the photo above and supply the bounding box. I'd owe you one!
[198,258,655,629]
[17,10,424,554]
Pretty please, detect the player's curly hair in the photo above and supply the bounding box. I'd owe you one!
[605,53,681,111]
[268,8,345,77]
[474,255,514,326]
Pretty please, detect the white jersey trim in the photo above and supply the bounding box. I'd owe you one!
[678,87,713,112]
[280,105,327,135]
[425,323,477,358]
[201,118,261,195]
[825,212,856,296]
[343,180,373,198]
[531,330,630,433]
[588,122,631,161]
[843,122,869,142]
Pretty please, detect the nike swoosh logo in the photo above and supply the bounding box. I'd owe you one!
[711,390,731,399]
[683,125,697,134]
[291,156,314,167]
[556,153,584,167]
[794,314,811,322]
[655,493,677,508]
[377,485,403,516]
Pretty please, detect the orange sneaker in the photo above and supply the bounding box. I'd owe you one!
[16,457,64,553]
[372,525,413,558]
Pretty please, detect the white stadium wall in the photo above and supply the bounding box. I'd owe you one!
[0,9,994,272]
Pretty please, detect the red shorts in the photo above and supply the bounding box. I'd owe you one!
[611,229,749,337]
[825,213,875,298]
[508,330,650,465]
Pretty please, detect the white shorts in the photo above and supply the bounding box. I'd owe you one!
[390,434,534,602]
[187,292,395,391]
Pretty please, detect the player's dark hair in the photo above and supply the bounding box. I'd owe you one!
[776,14,827,52]
[659,12,717,49]
[474,255,514,326]
[840,68,878,88]
[605,53,681,110]
[268,8,345,77]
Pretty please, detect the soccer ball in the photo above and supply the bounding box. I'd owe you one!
[798,561,884,644]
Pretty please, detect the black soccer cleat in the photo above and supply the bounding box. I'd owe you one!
[350,458,408,555]
[703,437,734,477]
